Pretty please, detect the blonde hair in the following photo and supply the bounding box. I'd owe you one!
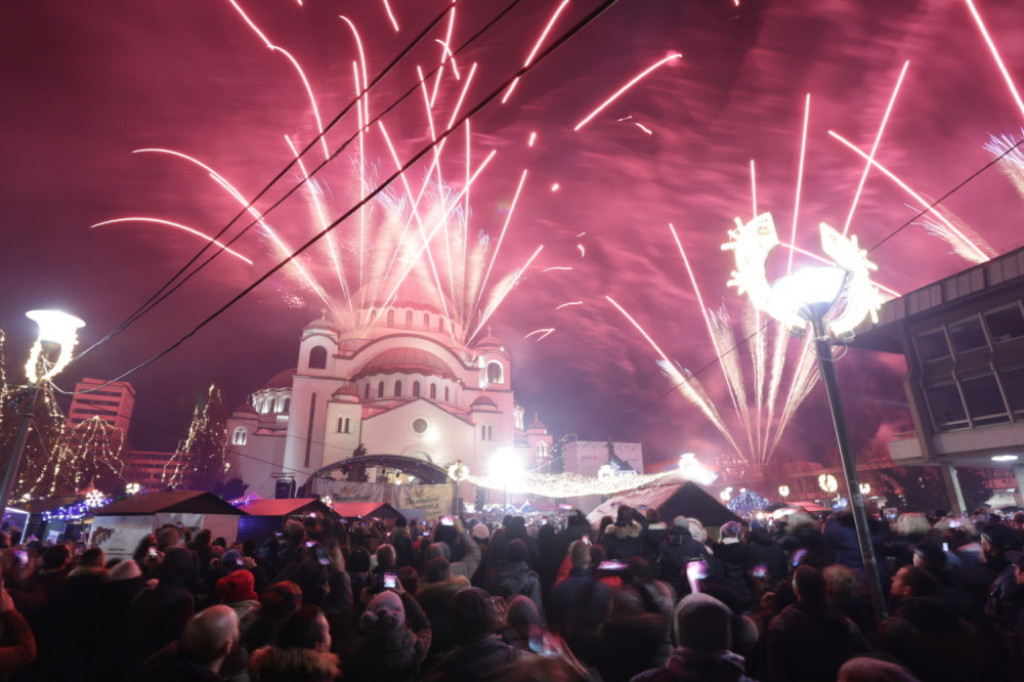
[895,513,931,537]
[823,564,857,601]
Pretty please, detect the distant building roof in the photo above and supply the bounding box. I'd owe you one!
[94,491,247,516]
[236,498,331,517]
[261,369,296,390]
[353,348,457,380]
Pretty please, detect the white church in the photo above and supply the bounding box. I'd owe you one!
[225,299,554,502]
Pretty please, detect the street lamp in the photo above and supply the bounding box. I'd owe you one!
[770,265,888,623]
[490,447,521,510]
[0,310,85,516]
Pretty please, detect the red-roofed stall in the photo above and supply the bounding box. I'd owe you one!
[234,497,334,544]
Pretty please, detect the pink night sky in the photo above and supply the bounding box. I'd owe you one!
[2,0,1023,472]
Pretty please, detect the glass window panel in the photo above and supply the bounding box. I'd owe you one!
[1002,366,1024,415]
[916,330,950,362]
[985,306,1024,343]
[961,374,1007,423]
[926,383,966,429]
[948,317,987,353]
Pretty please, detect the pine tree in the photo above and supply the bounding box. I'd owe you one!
[162,384,230,491]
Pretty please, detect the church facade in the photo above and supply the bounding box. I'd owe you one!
[225,301,553,501]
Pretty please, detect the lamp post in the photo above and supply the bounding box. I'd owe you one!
[771,267,887,623]
[0,310,85,516]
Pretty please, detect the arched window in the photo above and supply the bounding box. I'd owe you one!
[268,398,277,413]
[423,313,430,328]
[308,346,328,369]
[438,317,445,332]
[364,384,370,400]
[337,417,350,434]
[413,381,421,397]
[429,384,437,400]
[387,309,395,327]
[232,426,248,446]
[281,397,290,413]
[444,386,450,402]
[377,381,385,398]
[537,442,548,458]
[405,310,414,328]
[486,361,503,384]
[395,381,403,397]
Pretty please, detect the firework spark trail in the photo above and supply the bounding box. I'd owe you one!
[749,160,757,220]
[435,40,462,80]
[606,296,743,455]
[709,307,756,459]
[670,224,751,447]
[470,245,545,341]
[90,218,253,264]
[986,132,1024,200]
[429,5,459,106]
[965,0,1024,121]
[769,334,819,459]
[381,0,400,32]
[842,61,909,236]
[285,135,352,315]
[829,132,994,262]
[471,169,529,326]
[525,328,555,341]
[502,0,572,104]
[782,242,899,297]
[749,308,766,460]
[787,94,810,273]
[555,301,583,309]
[226,0,331,159]
[573,53,683,131]
[132,148,334,310]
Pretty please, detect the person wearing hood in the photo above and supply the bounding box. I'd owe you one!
[600,505,646,562]
[343,588,432,682]
[877,565,1001,682]
[657,517,712,598]
[711,522,754,612]
[249,605,340,682]
[766,565,868,682]
[747,520,787,586]
[127,546,200,674]
[485,539,543,610]
[630,593,757,682]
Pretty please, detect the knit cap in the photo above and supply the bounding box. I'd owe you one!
[216,569,258,604]
[259,581,303,617]
[674,593,731,653]
[361,590,406,631]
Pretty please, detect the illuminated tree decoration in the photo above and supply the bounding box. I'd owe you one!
[55,415,127,494]
[163,384,230,491]
[727,488,771,514]
[722,213,885,337]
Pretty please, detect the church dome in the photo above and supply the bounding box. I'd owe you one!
[474,329,503,350]
[332,384,360,402]
[353,348,457,380]
[262,369,296,389]
[471,395,498,410]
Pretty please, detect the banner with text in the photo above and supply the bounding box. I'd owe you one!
[321,481,385,503]
[393,484,453,521]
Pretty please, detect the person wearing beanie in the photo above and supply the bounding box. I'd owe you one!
[343,587,432,682]
[216,570,261,621]
[630,593,756,682]
[657,516,713,598]
[422,587,527,682]
[982,522,1024,635]
[242,580,304,655]
[599,504,646,562]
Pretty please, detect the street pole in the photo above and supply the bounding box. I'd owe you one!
[810,313,888,624]
[0,384,42,517]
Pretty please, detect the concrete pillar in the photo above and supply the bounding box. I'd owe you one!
[940,462,965,515]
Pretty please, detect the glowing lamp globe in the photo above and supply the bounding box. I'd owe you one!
[770,266,847,327]
[24,309,85,381]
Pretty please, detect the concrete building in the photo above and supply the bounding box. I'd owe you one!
[66,378,135,434]
[226,301,555,500]
[850,245,1024,512]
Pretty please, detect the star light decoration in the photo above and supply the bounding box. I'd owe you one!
[722,213,885,338]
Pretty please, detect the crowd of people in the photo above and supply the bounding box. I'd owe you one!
[0,502,1020,681]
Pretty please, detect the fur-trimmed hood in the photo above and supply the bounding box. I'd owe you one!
[604,521,643,540]
[249,645,340,682]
